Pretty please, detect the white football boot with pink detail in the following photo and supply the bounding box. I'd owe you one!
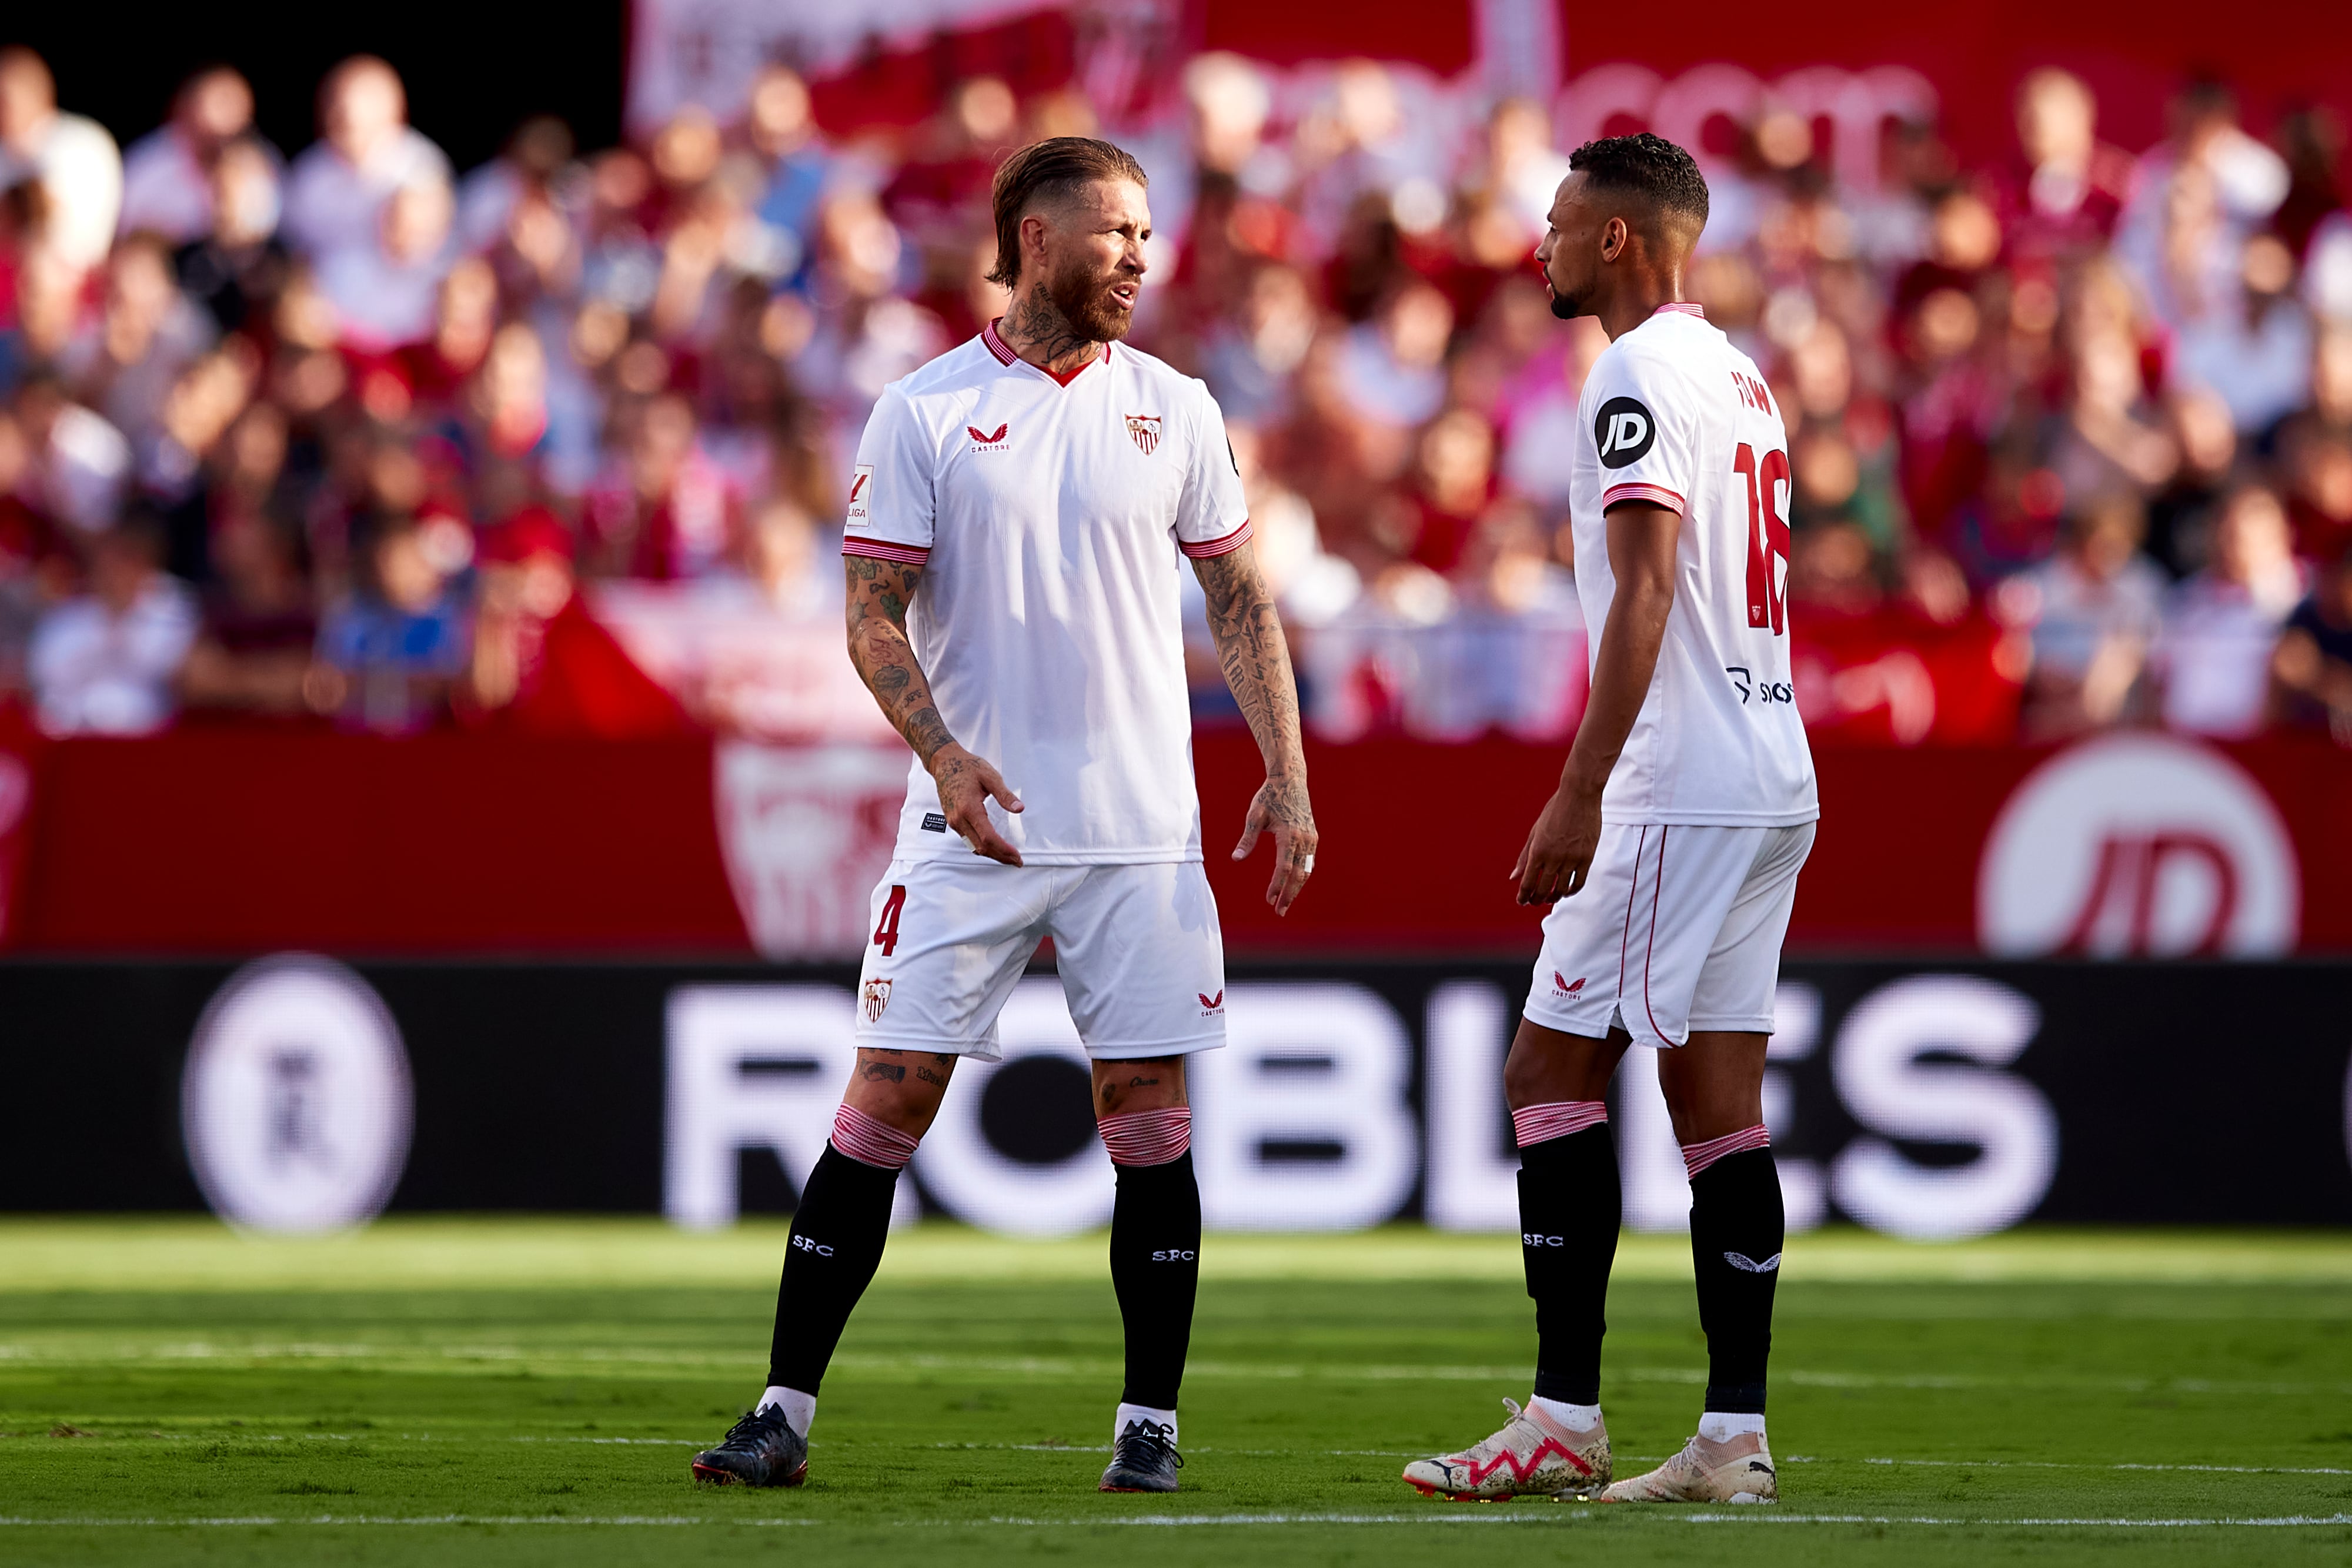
[1402,1399,1610,1502]
[1599,1428,1778,1503]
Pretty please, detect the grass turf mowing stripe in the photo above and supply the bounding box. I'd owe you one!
[14,1343,2350,1400]
[20,1428,2352,1477]
[8,1225,2349,1563]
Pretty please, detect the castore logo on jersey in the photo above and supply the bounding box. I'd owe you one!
[967,423,1010,450]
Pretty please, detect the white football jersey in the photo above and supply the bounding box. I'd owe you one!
[844,320,1251,864]
[1568,303,1818,826]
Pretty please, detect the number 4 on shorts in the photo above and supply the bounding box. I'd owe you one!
[873,885,906,956]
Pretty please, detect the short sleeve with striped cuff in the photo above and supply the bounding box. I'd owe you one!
[1173,380,1252,560]
[1583,302,1703,519]
[842,385,934,566]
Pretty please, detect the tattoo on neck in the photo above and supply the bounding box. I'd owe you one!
[1001,287,1098,373]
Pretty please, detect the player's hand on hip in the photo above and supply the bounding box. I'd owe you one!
[1512,785,1601,905]
[931,743,1025,866]
[1232,773,1317,915]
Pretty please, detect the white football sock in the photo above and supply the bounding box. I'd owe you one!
[1115,1402,1177,1445]
[1698,1410,1766,1442]
[757,1385,816,1437]
[1529,1395,1602,1433]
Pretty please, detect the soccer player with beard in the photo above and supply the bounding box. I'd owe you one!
[1402,133,1816,1506]
[691,138,1317,1495]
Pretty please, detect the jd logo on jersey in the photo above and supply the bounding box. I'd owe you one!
[1594,396,1656,469]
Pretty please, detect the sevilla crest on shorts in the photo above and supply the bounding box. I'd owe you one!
[861,978,893,1022]
[1125,414,1162,456]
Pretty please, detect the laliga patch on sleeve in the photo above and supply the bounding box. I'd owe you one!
[846,464,875,527]
[1593,397,1656,469]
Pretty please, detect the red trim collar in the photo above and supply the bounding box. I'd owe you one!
[1654,302,1707,319]
[983,317,1106,386]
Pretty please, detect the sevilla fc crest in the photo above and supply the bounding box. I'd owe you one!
[1125,414,1162,456]
[861,978,893,1022]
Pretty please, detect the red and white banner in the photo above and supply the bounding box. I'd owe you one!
[6,727,2350,958]
[626,0,2352,172]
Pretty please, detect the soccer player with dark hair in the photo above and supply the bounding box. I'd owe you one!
[690,137,1317,1495]
[1402,132,1816,1506]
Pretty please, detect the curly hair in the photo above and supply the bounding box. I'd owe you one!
[1567,131,1710,228]
[987,136,1150,289]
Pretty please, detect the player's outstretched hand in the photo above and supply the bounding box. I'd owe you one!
[1232,773,1317,915]
[931,744,1025,866]
[1512,785,1601,905]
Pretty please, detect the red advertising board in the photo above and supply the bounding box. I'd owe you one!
[5,728,2343,958]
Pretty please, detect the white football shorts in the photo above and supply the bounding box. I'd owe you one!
[1522,820,1815,1049]
[853,857,1227,1061]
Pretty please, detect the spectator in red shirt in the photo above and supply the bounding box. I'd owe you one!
[1993,68,2135,266]
[461,506,686,736]
[1402,407,1496,575]
[177,508,323,718]
[2277,326,2352,564]
[395,256,499,415]
[584,391,738,581]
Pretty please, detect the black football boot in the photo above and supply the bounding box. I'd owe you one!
[691,1407,808,1487]
[1098,1418,1184,1493]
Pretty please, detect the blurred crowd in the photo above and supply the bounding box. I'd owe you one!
[1,42,2350,747]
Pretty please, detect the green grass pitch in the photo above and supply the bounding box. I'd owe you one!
[2,1219,2350,1565]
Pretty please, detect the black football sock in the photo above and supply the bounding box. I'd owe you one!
[1107,1149,1201,1411]
[1686,1142,1784,1415]
[766,1144,899,1397]
[1518,1121,1620,1406]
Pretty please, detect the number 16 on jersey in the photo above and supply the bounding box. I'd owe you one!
[1733,442,1791,635]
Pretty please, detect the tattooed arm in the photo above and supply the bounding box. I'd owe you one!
[844,555,1025,864]
[1192,541,1317,913]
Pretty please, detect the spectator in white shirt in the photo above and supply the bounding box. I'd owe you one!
[0,47,122,271]
[281,56,450,269]
[58,233,216,443]
[2156,483,2307,737]
[317,175,456,351]
[2173,234,2314,437]
[1336,280,1451,428]
[29,511,197,735]
[117,66,272,244]
[2016,492,2169,738]
[13,374,131,533]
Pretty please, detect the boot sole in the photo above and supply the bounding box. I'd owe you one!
[691,1460,807,1487]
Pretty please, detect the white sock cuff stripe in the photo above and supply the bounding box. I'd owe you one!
[1099,1106,1191,1166]
[1681,1123,1772,1179]
[830,1103,920,1170]
[1511,1100,1609,1146]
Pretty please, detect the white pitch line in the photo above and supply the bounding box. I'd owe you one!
[1857,1456,2352,1477]
[4,1512,2350,1530]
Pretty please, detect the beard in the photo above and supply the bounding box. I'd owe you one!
[1047,255,1135,343]
[1547,284,1585,321]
